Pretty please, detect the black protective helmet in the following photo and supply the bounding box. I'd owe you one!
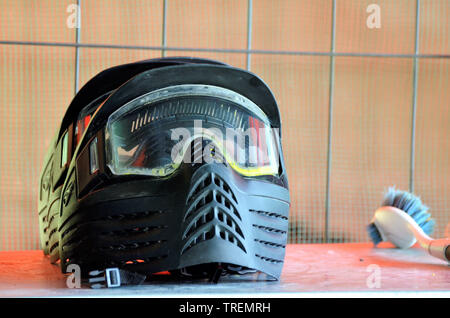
[38,57,290,286]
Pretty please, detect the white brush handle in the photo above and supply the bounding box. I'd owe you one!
[408,223,450,263]
[374,206,449,262]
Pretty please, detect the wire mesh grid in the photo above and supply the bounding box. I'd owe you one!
[0,0,448,249]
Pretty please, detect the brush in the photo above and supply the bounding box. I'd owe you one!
[367,187,449,263]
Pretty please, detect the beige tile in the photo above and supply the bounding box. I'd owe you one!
[166,0,247,49]
[335,0,416,54]
[419,0,450,54]
[252,54,330,243]
[0,0,76,42]
[329,57,413,242]
[80,0,163,46]
[252,0,332,52]
[414,58,450,238]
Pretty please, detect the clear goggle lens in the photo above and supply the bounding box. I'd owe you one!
[105,85,280,177]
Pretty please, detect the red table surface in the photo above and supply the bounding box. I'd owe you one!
[0,243,448,297]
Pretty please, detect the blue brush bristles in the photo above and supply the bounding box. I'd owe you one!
[367,222,382,245]
[382,187,435,235]
[367,187,436,245]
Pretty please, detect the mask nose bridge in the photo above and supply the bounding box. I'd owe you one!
[185,163,236,208]
[177,134,228,169]
[181,163,247,255]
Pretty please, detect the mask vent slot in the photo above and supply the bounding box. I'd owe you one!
[60,209,169,274]
[250,209,288,266]
[255,254,283,264]
[181,223,246,256]
[249,209,288,221]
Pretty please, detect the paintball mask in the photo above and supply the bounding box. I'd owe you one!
[38,57,290,286]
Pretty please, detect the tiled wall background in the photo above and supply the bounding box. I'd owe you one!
[0,0,448,250]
